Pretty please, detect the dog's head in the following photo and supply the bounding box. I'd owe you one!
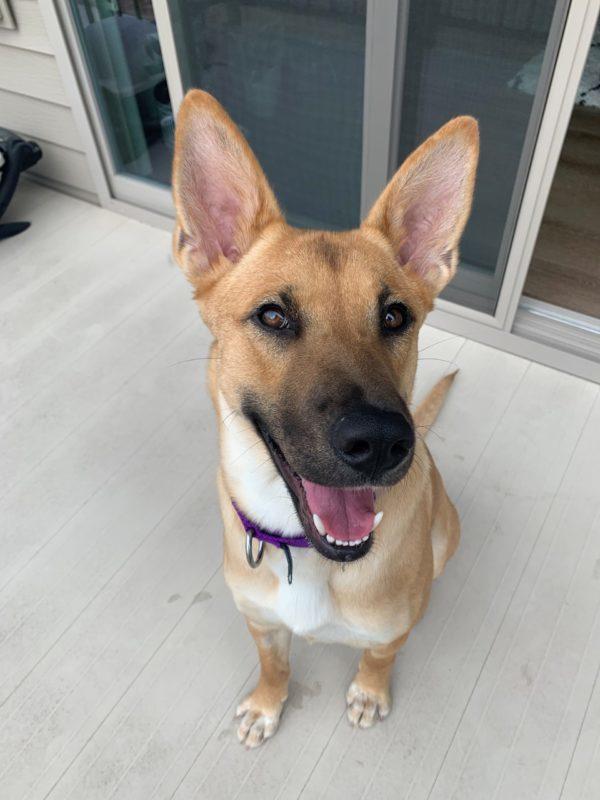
[172,90,478,562]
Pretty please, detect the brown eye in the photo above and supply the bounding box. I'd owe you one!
[257,305,288,330]
[382,302,410,334]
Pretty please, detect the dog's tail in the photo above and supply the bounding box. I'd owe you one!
[413,370,458,432]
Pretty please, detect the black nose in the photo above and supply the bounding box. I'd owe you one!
[331,407,415,480]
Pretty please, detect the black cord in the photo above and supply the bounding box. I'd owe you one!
[280,544,293,584]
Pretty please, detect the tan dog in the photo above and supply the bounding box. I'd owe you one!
[172,90,478,748]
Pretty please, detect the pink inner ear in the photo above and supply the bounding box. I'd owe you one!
[397,188,456,275]
[206,199,242,262]
[181,130,250,267]
[396,143,469,277]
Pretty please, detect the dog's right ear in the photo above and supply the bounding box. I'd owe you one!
[172,90,282,289]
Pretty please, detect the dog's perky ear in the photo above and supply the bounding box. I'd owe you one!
[172,90,281,286]
[363,117,479,297]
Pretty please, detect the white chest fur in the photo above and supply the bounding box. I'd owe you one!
[239,546,389,646]
[219,393,389,646]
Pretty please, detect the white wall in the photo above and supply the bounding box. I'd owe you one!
[0,0,98,201]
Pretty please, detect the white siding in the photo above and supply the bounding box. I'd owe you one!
[0,0,53,53]
[0,0,97,201]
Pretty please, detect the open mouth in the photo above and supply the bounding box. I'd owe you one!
[255,424,380,563]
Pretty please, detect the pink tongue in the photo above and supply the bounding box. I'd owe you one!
[301,480,375,541]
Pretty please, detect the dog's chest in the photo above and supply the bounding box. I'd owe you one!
[268,551,342,639]
[239,549,389,647]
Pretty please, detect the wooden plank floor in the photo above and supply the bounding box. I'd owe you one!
[1,182,599,800]
[523,106,600,319]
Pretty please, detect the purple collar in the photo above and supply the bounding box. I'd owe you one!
[232,500,310,584]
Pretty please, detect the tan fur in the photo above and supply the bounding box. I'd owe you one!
[172,90,478,743]
[347,633,409,727]
[414,370,459,430]
[235,618,291,747]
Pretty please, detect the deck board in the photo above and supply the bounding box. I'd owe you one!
[0,185,598,799]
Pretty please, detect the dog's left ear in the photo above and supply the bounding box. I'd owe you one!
[363,117,479,298]
[172,90,282,289]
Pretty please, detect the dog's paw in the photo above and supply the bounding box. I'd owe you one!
[235,695,282,748]
[346,681,390,729]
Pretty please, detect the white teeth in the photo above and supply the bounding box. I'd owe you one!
[324,534,370,547]
[345,535,371,546]
[313,514,326,536]
[373,511,384,530]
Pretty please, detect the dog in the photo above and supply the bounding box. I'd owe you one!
[171,90,478,748]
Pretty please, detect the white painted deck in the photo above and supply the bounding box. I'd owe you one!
[1,181,599,800]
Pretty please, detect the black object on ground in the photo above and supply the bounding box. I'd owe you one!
[0,129,43,241]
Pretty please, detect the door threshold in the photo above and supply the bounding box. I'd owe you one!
[513,297,600,362]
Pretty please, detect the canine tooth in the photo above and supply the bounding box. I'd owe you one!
[312,514,326,536]
[362,535,369,542]
[373,511,384,530]
[326,535,335,544]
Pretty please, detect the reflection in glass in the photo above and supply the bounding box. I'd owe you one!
[168,0,366,229]
[394,1,563,313]
[70,0,174,186]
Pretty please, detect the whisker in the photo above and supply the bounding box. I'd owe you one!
[417,424,443,441]
[412,453,427,474]
[418,335,458,354]
[231,424,260,436]
[417,357,457,366]
[229,439,262,466]
[252,456,275,473]
[221,409,237,427]
[167,354,221,368]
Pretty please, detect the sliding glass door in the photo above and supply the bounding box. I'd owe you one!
[391,0,570,314]
[63,0,176,213]
[61,0,582,326]
[69,0,174,186]
[162,0,568,313]
[167,0,367,230]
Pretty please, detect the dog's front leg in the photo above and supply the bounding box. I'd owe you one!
[236,618,292,748]
[346,633,409,728]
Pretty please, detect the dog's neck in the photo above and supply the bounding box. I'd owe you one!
[218,392,302,536]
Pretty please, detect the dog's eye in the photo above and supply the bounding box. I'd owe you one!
[382,303,410,334]
[257,304,289,331]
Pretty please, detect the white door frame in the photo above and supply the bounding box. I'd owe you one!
[360,0,401,219]
[42,0,600,381]
[495,0,600,329]
[152,0,185,116]
[424,0,600,383]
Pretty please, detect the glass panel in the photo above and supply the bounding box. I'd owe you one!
[523,16,600,321]
[393,0,565,314]
[69,0,174,186]
[168,0,366,229]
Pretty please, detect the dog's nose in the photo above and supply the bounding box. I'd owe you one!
[331,407,415,480]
